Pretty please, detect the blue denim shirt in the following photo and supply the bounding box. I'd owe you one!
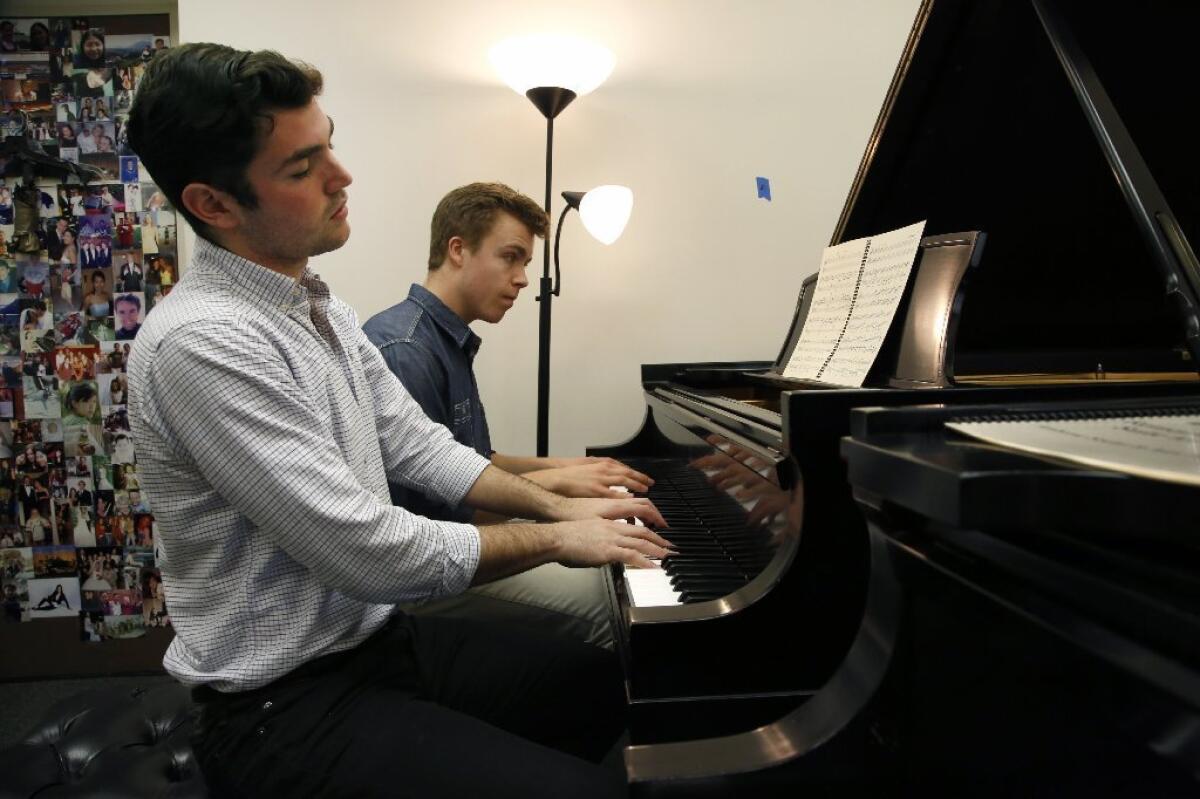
[362,284,492,523]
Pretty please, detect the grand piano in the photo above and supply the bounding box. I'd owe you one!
[588,0,1200,794]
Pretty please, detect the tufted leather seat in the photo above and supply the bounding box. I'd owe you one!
[0,682,208,798]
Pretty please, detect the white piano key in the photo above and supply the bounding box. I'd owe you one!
[624,566,682,607]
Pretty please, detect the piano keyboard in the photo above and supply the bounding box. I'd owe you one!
[618,459,778,607]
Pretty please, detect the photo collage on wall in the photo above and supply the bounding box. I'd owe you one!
[0,15,174,642]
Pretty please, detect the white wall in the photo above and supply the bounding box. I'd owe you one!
[177,0,921,456]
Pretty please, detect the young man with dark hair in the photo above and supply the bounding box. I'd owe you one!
[113,293,141,339]
[126,43,669,798]
[364,182,652,648]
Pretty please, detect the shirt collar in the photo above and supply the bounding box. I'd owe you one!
[189,237,321,310]
[406,283,481,356]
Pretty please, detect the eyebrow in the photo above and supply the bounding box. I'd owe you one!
[276,116,334,173]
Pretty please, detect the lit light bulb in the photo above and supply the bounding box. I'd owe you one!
[489,34,615,96]
[578,185,633,245]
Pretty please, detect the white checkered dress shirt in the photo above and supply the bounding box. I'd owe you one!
[128,238,489,692]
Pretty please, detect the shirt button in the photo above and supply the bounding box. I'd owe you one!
[262,701,273,711]
[256,727,266,736]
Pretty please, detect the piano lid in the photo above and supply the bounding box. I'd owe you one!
[829,0,1200,371]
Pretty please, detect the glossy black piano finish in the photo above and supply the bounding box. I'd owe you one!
[594,370,1200,749]
[838,395,1200,794]
[590,0,1200,792]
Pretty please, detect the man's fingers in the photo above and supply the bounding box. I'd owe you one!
[618,550,660,569]
[626,499,667,529]
[614,521,672,550]
[610,474,651,493]
[594,458,654,486]
[626,535,671,560]
[619,468,654,488]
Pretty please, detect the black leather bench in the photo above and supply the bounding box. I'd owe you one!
[0,682,207,798]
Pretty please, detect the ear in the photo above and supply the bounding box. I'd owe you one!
[442,235,470,270]
[179,183,242,232]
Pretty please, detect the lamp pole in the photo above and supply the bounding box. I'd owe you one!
[525,87,576,458]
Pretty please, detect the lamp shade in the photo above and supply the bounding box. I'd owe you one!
[578,185,633,245]
[488,34,615,96]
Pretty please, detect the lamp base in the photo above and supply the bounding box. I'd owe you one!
[526,87,577,119]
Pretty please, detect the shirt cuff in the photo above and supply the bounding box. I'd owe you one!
[432,447,492,507]
[438,520,482,595]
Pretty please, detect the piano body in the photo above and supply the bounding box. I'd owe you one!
[841,395,1200,795]
[588,0,1200,794]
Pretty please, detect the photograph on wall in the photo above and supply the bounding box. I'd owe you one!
[103,409,129,443]
[113,211,135,249]
[32,544,75,577]
[101,609,144,639]
[97,371,125,406]
[27,575,79,618]
[54,344,92,381]
[114,251,141,291]
[12,439,49,476]
[17,257,51,303]
[65,503,91,547]
[2,573,29,622]
[64,422,101,458]
[0,261,17,294]
[0,387,15,419]
[0,526,21,550]
[60,380,100,425]
[1,18,51,52]
[21,375,59,419]
[77,215,112,268]
[1,545,32,577]
[77,543,119,595]
[95,341,125,376]
[91,453,111,489]
[113,291,141,339]
[40,417,63,443]
[118,155,137,184]
[131,512,153,548]
[139,566,166,628]
[1,561,31,626]
[98,585,139,615]
[79,609,102,641]
[113,462,137,491]
[94,486,113,517]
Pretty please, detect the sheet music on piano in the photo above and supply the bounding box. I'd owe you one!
[947,409,1200,487]
[783,220,926,386]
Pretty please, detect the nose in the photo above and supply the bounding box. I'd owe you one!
[326,152,353,193]
[514,266,530,289]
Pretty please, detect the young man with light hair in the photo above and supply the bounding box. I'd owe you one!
[364,182,652,648]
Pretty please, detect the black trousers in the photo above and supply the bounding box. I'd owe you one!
[191,613,629,798]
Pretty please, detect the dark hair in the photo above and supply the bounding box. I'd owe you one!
[67,382,96,407]
[114,293,141,312]
[428,183,549,270]
[127,43,323,240]
[77,29,105,62]
[29,22,50,48]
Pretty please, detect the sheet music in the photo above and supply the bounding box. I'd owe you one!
[947,414,1200,487]
[783,220,926,386]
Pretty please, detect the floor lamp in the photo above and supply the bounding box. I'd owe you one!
[489,34,616,457]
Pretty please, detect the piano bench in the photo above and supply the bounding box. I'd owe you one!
[0,682,209,798]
